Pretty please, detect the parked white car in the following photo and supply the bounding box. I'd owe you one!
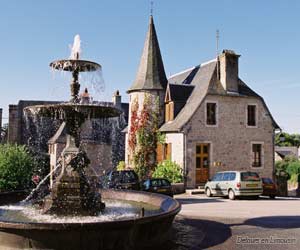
[204,171,263,200]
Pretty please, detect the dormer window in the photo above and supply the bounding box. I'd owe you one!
[206,102,217,126]
[247,105,257,127]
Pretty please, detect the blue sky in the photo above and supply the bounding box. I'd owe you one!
[0,0,299,132]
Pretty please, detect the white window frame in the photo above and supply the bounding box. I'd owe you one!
[250,141,264,169]
[205,100,218,127]
[246,103,258,128]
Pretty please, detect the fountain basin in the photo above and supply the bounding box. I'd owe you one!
[25,103,121,120]
[50,59,101,72]
[0,189,181,250]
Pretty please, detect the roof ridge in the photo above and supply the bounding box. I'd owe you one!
[168,66,197,79]
[169,83,195,87]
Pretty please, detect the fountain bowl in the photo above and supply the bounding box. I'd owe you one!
[0,189,181,250]
[50,59,101,72]
[24,103,121,120]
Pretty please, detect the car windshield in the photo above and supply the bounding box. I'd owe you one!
[161,179,171,186]
[151,179,162,187]
[262,177,273,184]
[121,171,138,183]
[241,172,260,181]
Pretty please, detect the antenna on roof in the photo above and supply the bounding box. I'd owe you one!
[150,1,154,16]
[216,29,220,80]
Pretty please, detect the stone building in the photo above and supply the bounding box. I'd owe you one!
[125,16,280,188]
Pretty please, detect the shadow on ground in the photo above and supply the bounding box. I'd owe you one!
[150,216,231,250]
[244,216,300,229]
[176,198,224,204]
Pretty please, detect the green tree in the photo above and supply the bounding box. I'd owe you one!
[0,144,34,191]
[275,132,300,147]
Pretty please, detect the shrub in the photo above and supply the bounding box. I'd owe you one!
[275,156,300,184]
[286,161,300,176]
[152,160,183,183]
[0,144,34,191]
[116,161,126,171]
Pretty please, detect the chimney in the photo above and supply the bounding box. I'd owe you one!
[8,104,20,143]
[0,108,2,129]
[112,90,121,109]
[219,49,240,92]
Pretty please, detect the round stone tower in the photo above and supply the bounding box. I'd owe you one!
[126,15,168,167]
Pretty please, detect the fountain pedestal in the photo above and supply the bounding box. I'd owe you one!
[43,134,105,216]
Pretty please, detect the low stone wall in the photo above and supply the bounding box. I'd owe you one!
[172,183,185,194]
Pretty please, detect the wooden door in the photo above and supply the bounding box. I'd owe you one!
[196,144,210,184]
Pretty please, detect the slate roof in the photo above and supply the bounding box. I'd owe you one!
[276,150,294,158]
[160,59,280,132]
[160,60,217,132]
[127,16,167,93]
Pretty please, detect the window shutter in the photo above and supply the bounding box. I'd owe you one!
[165,103,170,122]
[170,102,174,121]
[156,143,164,163]
[166,143,172,160]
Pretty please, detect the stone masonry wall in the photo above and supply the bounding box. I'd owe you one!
[183,94,275,188]
[165,133,184,167]
[8,104,20,143]
[126,90,165,167]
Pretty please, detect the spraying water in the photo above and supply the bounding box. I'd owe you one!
[70,34,81,60]
[23,162,62,203]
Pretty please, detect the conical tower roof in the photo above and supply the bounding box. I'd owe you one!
[128,16,167,93]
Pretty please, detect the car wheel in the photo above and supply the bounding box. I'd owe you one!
[206,188,212,197]
[228,189,235,200]
[270,195,276,199]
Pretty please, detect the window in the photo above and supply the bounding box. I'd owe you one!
[247,105,256,126]
[222,173,231,181]
[212,173,223,181]
[161,179,171,186]
[229,172,236,181]
[241,172,260,181]
[252,144,262,167]
[206,102,217,125]
[157,143,172,162]
[222,172,236,181]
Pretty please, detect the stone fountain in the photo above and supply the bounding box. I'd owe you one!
[0,35,180,250]
[27,35,121,216]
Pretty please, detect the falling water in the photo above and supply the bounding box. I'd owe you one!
[23,162,62,203]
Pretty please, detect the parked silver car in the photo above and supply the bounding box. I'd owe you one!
[204,171,263,200]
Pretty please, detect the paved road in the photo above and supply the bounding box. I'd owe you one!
[168,194,300,250]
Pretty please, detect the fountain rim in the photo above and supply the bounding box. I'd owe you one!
[0,190,181,230]
[50,59,101,72]
[23,102,122,119]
